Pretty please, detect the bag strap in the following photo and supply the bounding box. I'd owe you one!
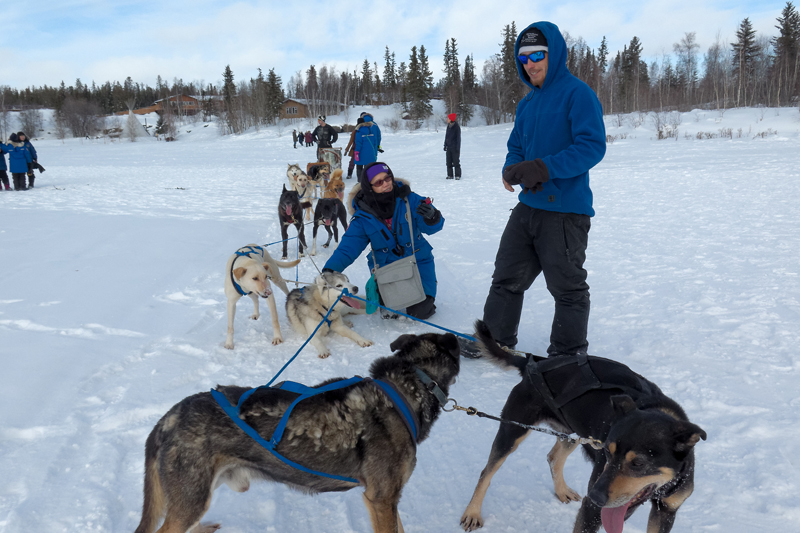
[371,197,416,271]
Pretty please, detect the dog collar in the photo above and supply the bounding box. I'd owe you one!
[415,367,448,407]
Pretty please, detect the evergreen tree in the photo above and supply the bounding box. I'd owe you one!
[460,53,476,124]
[361,59,372,104]
[773,2,800,104]
[266,68,284,124]
[222,65,236,106]
[443,38,463,115]
[732,18,760,106]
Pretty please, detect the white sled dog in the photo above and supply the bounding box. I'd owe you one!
[224,244,301,349]
[285,271,372,358]
[286,163,305,190]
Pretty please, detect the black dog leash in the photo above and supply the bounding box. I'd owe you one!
[442,397,604,450]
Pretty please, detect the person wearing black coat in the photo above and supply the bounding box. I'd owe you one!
[444,113,461,180]
[311,115,338,161]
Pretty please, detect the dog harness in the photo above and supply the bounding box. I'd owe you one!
[211,372,429,484]
[230,245,267,296]
[525,353,648,433]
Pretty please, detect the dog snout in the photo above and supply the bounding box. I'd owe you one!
[587,482,609,507]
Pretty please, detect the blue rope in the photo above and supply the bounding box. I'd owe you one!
[265,287,346,387]
[345,292,477,342]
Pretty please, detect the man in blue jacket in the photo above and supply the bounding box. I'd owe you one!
[465,22,606,357]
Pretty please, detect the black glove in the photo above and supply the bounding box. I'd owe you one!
[443,146,447,151]
[502,159,550,193]
[377,147,384,153]
[416,202,441,225]
[322,268,335,274]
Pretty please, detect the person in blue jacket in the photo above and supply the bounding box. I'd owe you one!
[323,162,444,320]
[3,133,33,190]
[17,132,38,188]
[353,113,381,181]
[462,21,606,358]
[0,142,10,190]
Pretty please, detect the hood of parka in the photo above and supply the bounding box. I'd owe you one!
[516,21,569,92]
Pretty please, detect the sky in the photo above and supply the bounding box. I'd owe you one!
[1,0,791,92]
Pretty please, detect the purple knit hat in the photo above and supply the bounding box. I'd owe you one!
[365,163,391,183]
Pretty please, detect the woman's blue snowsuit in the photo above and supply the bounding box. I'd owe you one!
[354,115,381,166]
[323,182,444,298]
[2,142,32,173]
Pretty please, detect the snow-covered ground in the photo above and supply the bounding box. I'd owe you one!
[1,105,799,533]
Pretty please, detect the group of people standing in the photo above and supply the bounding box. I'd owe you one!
[292,130,314,149]
[318,21,607,363]
[1,131,39,191]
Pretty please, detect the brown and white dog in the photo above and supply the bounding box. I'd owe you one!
[224,244,300,349]
[323,168,346,200]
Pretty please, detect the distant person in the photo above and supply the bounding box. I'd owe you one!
[444,113,461,180]
[0,142,10,190]
[17,131,38,188]
[292,129,299,148]
[343,117,366,179]
[3,133,32,190]
[353,113,381,181]
[311,115,338,161]
[322,162,444,320]
[305,131,312,147]
[459,21,606,359]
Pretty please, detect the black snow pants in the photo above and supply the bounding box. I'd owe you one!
[482,203,591,355]
[446,148,461,178]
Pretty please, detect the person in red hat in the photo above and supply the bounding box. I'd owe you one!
[444,113,461,180]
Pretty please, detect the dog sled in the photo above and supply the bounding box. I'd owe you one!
[319,147,342,171]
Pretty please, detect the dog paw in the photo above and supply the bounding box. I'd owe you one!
[272,336,283,346]
[322,243,329,248]
[191,523,222,533]
[555,486,582,503]
[318,350,331,359]
[460,513,484,531]
[224,341,234,350]
[358,339,374,348]
[344,320,354,327]
[250,313,259,320]
[281,256,288,261]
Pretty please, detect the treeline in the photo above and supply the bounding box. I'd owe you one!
[1,2,798,137]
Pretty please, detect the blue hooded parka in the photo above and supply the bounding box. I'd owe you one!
[505,21,606,217]
[323,178,443,297]
[354,114,381,166]
[2,139,32,173]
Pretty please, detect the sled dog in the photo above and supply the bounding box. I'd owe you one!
[286,163,305,189]
[134,332,461,533]
[285,271,371,358]
[224,244,300,349]
[278,185,310,260]
[310,197,348,255]
[460,320,706,533]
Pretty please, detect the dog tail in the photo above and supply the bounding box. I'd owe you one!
[134,426,167,533]
[473,319,528,375]
[275,258,301,269]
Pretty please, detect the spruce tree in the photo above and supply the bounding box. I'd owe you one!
[773,2,800,104]
[732,18,759,106]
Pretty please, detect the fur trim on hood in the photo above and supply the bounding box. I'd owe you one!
[347,178,411,216]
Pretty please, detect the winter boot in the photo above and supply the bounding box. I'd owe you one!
[457,337,483,359]
[28,175,35,188]
[0,173,9,190]
[446,176,454,180]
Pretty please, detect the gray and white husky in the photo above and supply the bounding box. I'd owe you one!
[285,272,372,358]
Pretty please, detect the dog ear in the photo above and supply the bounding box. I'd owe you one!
[672,421,707,459]
[283,184,288,192]
[261,263,273,274]
[610,395,637,417]
[390,334,418,353]
[439,333,461,358]
[233,267,247,280]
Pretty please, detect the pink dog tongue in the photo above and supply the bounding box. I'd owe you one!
[341,296,362,309]
[601,503,630,533]
[285,206,292,216]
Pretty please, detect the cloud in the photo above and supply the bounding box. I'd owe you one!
[1,0,790,89]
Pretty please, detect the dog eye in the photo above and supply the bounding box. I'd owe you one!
[630,457,646,469]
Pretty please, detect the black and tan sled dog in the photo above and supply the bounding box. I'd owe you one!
[134,332,460,533]
[278,184,310,260]
[460,320,706,533]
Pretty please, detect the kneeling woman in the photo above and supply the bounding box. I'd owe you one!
[323,162,444,319]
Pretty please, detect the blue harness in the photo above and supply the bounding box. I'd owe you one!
[211,375,421,484]
[230,245,267,296]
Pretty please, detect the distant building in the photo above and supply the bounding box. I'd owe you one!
[130,95,203,116]
[279,98,345,120]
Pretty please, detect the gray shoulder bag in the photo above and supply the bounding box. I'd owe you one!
[371,198,427,310]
